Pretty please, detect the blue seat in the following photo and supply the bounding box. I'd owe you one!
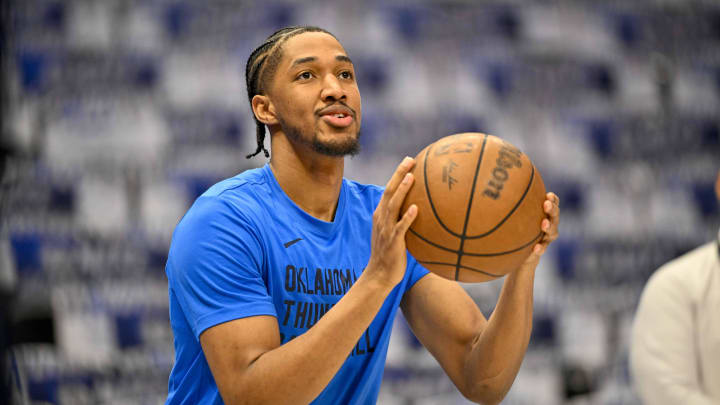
[494,7,521,41]
[356,58,389,94]
[164,2,191,39]
[701,119,719,148]
[387,6,424,42]
[585,63,616,96]
[10,232,42,276]
[586,120,614,159]
[692,182,719,218]
[28,376,59,405]
[554,239,578,282]
[132,58,159,89]
[185,176,217,201]
[532,315,556,346]
[115,312,143,349]
[614,13,641,47]
[18,52,48,93]
[49,184,75,214]
[557,182,585,213]
[147,246,169,270]
[43,1,66,31]
[486,63,513,98]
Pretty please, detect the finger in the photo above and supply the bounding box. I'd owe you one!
[387,172,415,215]
[383,157,415,201]
[540,232,554,245]
[541,216,559,239]
[395,204,418,235]
[543,197,560,229]
[546,192,560,206]
[541,218,551,233]
[544,199,560,217]
[540,220,559,243]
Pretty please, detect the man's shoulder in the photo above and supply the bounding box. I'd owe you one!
[648,242,717,293]
[180,167,270,228]
[203,166,269,200]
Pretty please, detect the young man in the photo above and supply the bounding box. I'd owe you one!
[630,171,720,404]
[165,26,560,405]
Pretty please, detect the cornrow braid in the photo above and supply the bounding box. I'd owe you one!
[245,26,336,159]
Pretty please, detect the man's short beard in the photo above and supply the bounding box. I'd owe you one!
[280,119,361,157]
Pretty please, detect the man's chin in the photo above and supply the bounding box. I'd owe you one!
[312,130,361,157]
[281,121,361,157]
[312,138,360,157]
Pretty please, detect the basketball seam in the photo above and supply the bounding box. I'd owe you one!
[454,134,489,280]
[464,231,544,256]
[465,164,536,239]
[408,227,457,253]
[409,227,544,257]
[421,142,463,238]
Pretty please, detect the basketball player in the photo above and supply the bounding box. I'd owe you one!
[630,171,720,404]
[164,26,560,404]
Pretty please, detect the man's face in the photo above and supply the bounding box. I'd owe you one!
[266,32,362,157]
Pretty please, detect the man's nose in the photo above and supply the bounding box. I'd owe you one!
[320,74,345,102]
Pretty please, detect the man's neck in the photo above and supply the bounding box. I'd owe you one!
[269,135,345,222]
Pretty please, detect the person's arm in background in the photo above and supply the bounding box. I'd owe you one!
[630,266,715,405]
[401,193,560,405]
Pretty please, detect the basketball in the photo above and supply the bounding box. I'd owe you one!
[401,133,547,283]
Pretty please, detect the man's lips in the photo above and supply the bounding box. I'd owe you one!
[317,105,355,128]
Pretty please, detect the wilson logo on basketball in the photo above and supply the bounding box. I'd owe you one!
[482,143,523,200]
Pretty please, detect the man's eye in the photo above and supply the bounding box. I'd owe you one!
[298,72,312,80]
[340,71,353,79]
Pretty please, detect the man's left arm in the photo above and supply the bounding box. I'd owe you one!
[400,193,560,405]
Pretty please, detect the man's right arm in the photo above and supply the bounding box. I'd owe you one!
[201,275,393,405]
[199,157,418,405]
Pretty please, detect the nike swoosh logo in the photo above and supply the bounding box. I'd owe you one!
[283,238,303,248]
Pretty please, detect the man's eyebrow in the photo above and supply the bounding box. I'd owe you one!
[291,56,316,68]
[336,55,353,65]
[290,55,353,68]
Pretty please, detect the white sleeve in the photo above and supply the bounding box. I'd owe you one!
[630,268,714,405]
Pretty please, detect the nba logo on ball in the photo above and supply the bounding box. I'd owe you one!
[401,133,547,283]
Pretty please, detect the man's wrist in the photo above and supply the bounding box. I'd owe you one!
[358,265,398,294]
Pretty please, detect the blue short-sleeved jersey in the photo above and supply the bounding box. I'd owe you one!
[165,164,429,404]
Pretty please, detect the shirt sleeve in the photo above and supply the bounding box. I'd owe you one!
[166,196,277,339]
[630,266,714,405]
[404,252,431,293]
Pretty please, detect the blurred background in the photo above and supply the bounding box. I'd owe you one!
[2,0,719,404]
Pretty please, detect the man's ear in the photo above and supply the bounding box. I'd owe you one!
[252,95,278,126]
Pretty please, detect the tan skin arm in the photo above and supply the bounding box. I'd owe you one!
[401,193,560,404]
[200,158,419,405]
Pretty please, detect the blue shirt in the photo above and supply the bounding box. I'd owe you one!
[165,164,429,404]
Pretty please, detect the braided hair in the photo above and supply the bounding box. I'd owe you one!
[245,26,336,159]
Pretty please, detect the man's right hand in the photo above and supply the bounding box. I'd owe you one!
[365,156,419,288]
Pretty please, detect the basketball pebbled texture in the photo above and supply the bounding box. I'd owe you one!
[401,133,547,283]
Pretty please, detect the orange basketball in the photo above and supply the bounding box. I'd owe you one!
[401,133,546,283]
